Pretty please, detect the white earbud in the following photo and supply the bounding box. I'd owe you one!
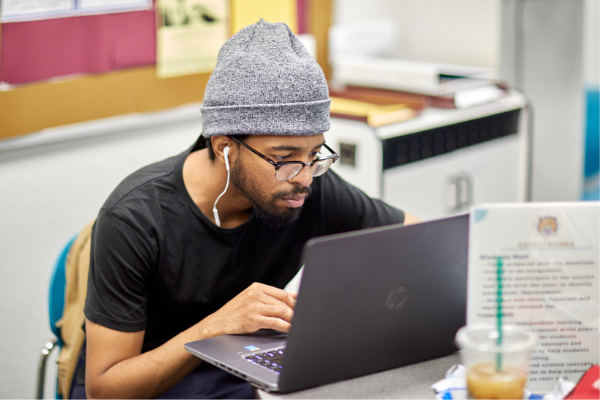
[213,146,231,227]
[224,146,230,171]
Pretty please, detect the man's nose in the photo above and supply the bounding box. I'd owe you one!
[288,164,313,187]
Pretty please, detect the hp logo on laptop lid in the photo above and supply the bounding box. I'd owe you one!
[386,285,409,311]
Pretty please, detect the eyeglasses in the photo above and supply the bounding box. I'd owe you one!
[229,136,339,181]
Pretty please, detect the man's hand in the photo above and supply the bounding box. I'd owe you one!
[204,282,297,337]
[86,282,296,398]
[403,212,422,225]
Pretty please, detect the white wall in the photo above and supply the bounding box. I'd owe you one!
[333,0,501,70]
[0,105,201,399]
[499,0,588,201]
[333,0,597,86]
[584,0,600,86]
[334,0,598,201]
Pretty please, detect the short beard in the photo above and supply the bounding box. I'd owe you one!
[229,157,312,229]
[253,205,302,229]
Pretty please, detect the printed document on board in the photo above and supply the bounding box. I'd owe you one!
[467,202,599,393]
[1,0,75,22]
[1,0,151,22]
[156,0,228,78]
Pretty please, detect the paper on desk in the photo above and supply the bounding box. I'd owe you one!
[467,202,599,393]
[284,265,304,293]
[431,364,575,400]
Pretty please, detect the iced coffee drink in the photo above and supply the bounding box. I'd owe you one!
[466,362,528,399]
[455,324,536,400]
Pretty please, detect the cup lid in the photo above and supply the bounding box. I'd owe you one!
[455,323,537,353]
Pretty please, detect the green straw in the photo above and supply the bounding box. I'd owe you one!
[496,256,503,372]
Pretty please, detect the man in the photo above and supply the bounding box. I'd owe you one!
[82,19,419,399]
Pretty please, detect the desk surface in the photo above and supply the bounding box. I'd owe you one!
[257,352,461,399]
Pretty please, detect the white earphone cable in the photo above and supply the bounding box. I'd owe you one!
[212,147,230,227]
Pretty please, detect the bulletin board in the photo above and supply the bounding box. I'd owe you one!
[0,0,332,141]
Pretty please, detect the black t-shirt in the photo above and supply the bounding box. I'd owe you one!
[84,147,404,353]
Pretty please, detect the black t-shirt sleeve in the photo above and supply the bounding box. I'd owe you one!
[84,208,156,332]
[318,171,405,234]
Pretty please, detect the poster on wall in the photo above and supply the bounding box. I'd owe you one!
[1,0,152,22]
[156,0,229,78]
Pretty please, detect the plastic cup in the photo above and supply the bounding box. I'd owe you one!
[455,324,537,399]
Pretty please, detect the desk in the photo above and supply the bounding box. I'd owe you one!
[257,352,461,399]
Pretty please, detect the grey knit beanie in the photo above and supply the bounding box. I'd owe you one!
[201,19,331,137]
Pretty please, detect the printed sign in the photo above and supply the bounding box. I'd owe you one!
[467,202,599,393]
[156,0,229,78]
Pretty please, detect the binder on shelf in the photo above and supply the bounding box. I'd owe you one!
[329,96,422,127]
[330,84,507,110]
[329,86,427,108]
[434,84,506,109]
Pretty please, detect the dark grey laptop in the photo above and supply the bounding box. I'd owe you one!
[185,213,469,393]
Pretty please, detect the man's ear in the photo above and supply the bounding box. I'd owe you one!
[211,136,234,165]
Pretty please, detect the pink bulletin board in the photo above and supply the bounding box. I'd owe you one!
[296,0,307,34]
[0,0,333,141]
[0,9,156,85]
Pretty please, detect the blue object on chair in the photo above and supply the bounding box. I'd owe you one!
[584,86,599,179]
[583,86,599,201]
[48,235,77,344]
[37,235,77,399]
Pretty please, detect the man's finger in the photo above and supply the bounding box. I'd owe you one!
[257,302,294,324]
[257,316,292,333]
[255,284,296,309]
[287,292,298,300]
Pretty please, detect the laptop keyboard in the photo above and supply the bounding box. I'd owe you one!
[244,348,285,374]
